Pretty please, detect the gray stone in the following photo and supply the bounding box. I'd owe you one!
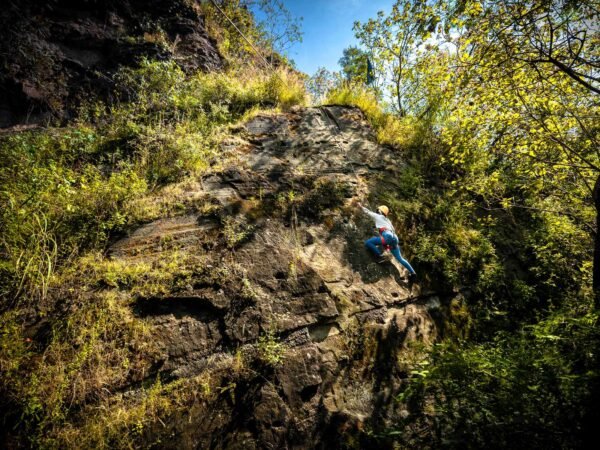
[101,106,439,448]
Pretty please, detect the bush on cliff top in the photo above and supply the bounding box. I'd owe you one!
[326,83,418,148]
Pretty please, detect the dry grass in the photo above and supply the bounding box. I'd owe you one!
[326,83,417,148]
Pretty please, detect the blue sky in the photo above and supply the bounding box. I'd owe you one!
[257,0,394,76]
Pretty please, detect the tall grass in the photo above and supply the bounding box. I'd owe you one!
[0,57,308,448]
[0,60,306,309]
[325,82,418,148]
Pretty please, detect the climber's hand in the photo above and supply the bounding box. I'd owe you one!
[357,201,362,208]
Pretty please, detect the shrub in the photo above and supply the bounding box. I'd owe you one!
[0,129,148,306]
[1,61,308,309]
[1,290,158,447]
[394,306,600,449]
[325,83,416,147]
[261,69,307,109]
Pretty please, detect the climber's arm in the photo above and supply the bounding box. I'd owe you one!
[358,203,379,220]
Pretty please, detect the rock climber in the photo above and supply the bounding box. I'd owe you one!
[358,202,417,282]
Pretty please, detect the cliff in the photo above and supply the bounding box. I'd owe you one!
[0,0,222,127]
[94,105,450,448]
[0,3,456,448]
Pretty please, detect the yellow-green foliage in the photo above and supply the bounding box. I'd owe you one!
[111,60,305,124]
[0,56,306,447]
[326,83,381,122]
[0,311,30,389]
[2,241,245,448]
[222,215,254,249]
[37,374,213,449]
[325,83,416,147]
[397,306,599,449]
[0,126,148,306]
[257,330,286,367]
[261,69,307,109]
[63,250,217,299]
[1,60,307,308]
[182,67,306,113]
[125,177,204,224]
[528,209,592,289]
[54,377,180,449]
[1,291,157,446]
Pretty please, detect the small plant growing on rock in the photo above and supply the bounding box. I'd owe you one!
[240,275,258,301]
[287,260,298,281]
[276,189,298,210]
[257,330,286,367]
[221,216,254,249]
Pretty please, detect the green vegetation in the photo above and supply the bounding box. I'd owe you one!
[257,330,286,367]
[396,308,599,448]
[1,59,305,308]
[201,0,303,69]
[325,0,599,446]
[52,376,205,449]
[1,0,598,447]
[326,84,418,147]
[338,47,370,84]
[0,18,306,444]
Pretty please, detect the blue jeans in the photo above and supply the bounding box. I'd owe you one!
[365,233,416,274]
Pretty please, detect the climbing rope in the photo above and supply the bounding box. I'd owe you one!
[317,106,367,200]
[208,0,275,73]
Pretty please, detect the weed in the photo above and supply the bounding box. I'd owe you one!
[221,216,254,249]
[257,330,286,367]
[241,275,259,301]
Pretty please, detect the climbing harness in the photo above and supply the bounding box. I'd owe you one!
[379,228,399,251]
[380,232,391,251]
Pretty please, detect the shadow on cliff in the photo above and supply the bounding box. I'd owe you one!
[369,313,411,428]
[315,310,414,450]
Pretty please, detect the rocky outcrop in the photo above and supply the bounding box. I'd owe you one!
[0,0,222,127]
[106,105,450,448]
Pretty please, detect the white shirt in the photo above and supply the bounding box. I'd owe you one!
[361,206,396,234]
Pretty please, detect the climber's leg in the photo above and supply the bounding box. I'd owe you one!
[365,236,383,257]
[390,246,416,275]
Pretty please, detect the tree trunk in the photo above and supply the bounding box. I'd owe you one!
[395,57,405,117]
[593,173,600,308]
[395,77,404,117]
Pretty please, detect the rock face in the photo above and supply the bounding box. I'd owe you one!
[0,0,222,127]
[108,105,447,448]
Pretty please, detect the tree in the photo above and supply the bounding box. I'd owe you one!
[444,0,600,304]
[353,0,439,116]
[338,46,369,82]
[455,0,600,94]
[355,0,599,303]
[347,1,600,444]
[306,67,338,104]
[204,0,303,68]
[247,0,303,55]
